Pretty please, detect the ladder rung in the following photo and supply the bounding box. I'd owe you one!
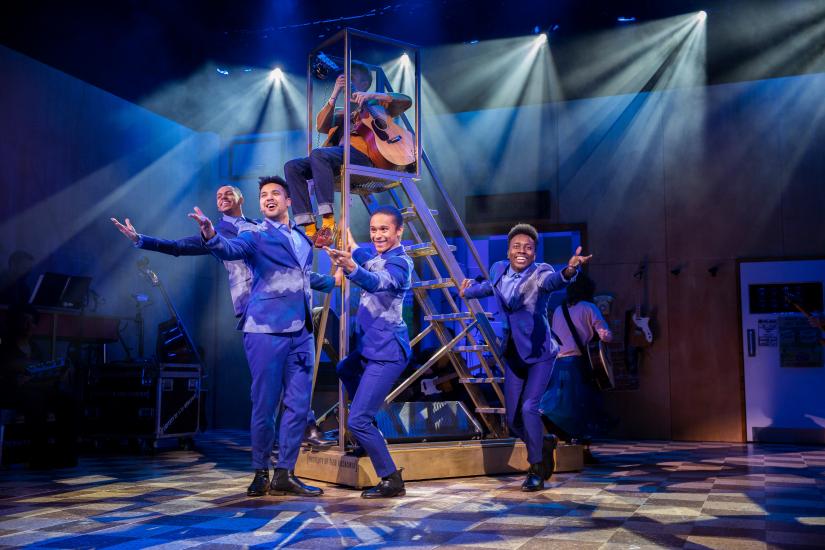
[412,278,456,290]
[424,311,493,322]
[404,242,457,258]
[476,407,506,414]
[460,377,504,384]
[351,180,401,196]
[401,207,439,220]
[453,345,490,352]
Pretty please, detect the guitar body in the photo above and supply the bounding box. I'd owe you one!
[356,106,416,167]
[586,340,615,390]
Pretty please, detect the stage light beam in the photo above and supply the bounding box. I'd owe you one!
[269,67,284,83]
[697,11,707,22]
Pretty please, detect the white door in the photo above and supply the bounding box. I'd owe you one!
[739,259,825,443]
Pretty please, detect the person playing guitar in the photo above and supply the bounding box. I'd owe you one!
[284,60,412,248]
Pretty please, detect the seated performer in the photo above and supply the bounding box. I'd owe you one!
[189,176,340,497]
[460,224,591,492]
[284,61,412,247]
[541,274,615,463]
[323,206,413,498]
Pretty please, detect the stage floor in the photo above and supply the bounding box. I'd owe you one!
[1,432,824,549]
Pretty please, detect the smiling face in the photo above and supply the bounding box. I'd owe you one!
[370,212,403,254]
[258,182,290,223]
[507,233,537,273]
[216,186,243,216]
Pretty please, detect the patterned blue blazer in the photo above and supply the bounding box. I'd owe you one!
[347,245,413,362]
[463,260,573,364]
[136,216,259,317]
[205,222,334,334]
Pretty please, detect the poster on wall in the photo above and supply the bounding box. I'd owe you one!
[757,318,778,347]
[778,314,823,368]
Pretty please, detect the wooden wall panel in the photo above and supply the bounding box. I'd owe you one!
[557,94,667,265]
[663,83,784,261]
[666,259,743,441]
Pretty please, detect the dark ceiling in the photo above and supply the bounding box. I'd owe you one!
[2,0,822,131]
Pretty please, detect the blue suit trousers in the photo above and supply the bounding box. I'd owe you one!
[244,328,314,470]
[336,352,406,478]
[503,342,555,465]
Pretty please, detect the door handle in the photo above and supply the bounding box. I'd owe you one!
[747,329,756,357]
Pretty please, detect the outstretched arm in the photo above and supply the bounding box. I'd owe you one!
[190,207,255,261]
[324,246,410,294]
[112,217,208,257]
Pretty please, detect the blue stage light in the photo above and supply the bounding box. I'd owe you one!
[617,16,637,23]
[216,68,230,76]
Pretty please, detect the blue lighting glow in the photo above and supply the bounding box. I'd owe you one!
[216,68,230,75]
[617,16,637,23]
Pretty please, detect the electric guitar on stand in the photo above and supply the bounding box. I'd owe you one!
[627,262,654,348]
[316,52,416,170]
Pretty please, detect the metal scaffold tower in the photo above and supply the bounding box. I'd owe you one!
[295,29,580,487]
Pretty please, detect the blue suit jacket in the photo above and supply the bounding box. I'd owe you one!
[463,261,574,364]
[347,245,413,363]
[137,217,259,317]
[205,221,335,334]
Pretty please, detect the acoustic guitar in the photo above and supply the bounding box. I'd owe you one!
[316,53,416,170]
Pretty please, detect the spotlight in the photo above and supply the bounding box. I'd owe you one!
[617,16,637,23]
[216,68,229,76]
[535,33,548,44]
[401,52,410,63]
[269,67,283,83]
[697,10,707,22]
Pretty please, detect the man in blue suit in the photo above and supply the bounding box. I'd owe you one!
[460,223,592,492]
[111,185,258,316]
[323,206,412,498]
[189,176,340,497]
[112,185,332,451]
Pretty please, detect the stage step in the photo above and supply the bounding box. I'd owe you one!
[476,407,506,414]
[401,206,438,220]
[424,312,493,322]
[412,278,456,290]
[460,377,504,384]
[404,242,457,258]
[453,345,490,352]
[351,179,402,196]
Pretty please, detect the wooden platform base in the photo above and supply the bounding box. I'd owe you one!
[294,439,583,488]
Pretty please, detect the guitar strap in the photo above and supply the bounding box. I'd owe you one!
[561,302,595,378]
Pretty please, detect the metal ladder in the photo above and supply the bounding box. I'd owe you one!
[325,168,510,438]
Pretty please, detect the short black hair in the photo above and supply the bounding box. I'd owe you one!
[566,273,596,306]
[258,175,289,198]
[507,223,538,245]
[370,205,403,229]
[351,61,373,87]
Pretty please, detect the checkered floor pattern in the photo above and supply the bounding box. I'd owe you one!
[1,432,824,549]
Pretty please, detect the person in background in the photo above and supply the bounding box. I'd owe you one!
[541,273,615,463]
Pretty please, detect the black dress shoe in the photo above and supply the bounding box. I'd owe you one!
[521,464,544,492]
[361,469,406,499]
[269,468,324,497]
[247,469,270,497]
[541,434,559,480]
[304,423,335,448]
